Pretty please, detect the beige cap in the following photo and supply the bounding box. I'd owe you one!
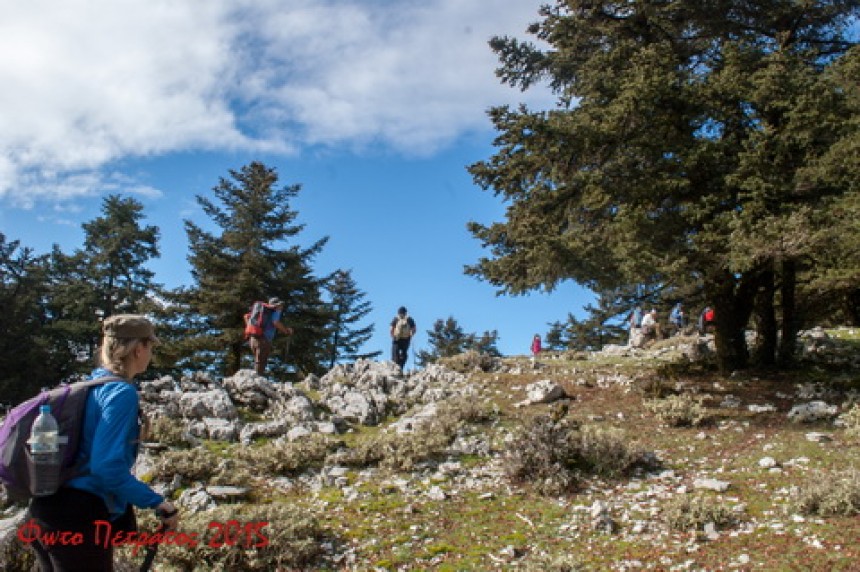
[103,314,159,343]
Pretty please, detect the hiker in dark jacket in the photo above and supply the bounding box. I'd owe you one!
[28,315,179,571]
[390,306,416,370]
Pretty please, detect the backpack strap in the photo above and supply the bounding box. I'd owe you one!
[53,376,125,418]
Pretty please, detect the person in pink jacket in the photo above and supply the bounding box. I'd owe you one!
[531,334,542,363]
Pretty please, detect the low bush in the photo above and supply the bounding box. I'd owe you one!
[234,434,336,476]
[130,504,327,571]
[521,551,584,571]
[502,416,652,496]
[789,469,860,517]
[152,447,229,484]
[841,404,860,440]
[663,492,738,532]
[146,415,188,448]
[645,394,707,427]
[437,350,498,373]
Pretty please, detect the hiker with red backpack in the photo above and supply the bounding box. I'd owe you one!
[244,297,294,375]
[26,315,179,571]
[698,306,715,335]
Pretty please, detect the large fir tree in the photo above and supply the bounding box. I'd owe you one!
[181,162,330,377]
[469,0,859,372]
[44,195,160,375]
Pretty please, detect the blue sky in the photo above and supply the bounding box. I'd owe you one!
[0,0,595,359]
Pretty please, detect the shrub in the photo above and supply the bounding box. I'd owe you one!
[146,415,188,448]
[634,376,675,399]
[152,446,227,484]
[841,405,860,440]
[645,394,707,427]
[0,523,35,572]
[522,552,584,571]
[129,504,327,571]
[663,493,738,532]
[502,416,652,496]
[437,350,497,373]
[789,469,860,517]
[234,434,336,476]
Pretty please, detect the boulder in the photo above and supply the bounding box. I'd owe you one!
[524,380,569,405]
[787,401,838,423]
[179,389,238,420]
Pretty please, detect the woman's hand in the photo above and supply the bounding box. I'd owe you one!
[155,501,180,530]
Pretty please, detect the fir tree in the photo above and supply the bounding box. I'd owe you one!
[324,269,381,368]
[181,162,329,377]
[0,235,56,403]
[417,316,500,365]
[469,1,859,372]
[44,195,160,374]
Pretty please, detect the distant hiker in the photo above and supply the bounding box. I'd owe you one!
[627,306,643,345]
[244,297,294,375]
[669,302,685,335]
[28,315,179,570]
[390,306,416,370]
[640,308,661,340]
[531,334,542,366]
[698,306,715,335]
[531,334,542,357]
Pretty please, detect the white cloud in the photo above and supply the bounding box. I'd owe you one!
[0,0,552,205]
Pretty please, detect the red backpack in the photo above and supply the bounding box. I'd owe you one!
[244,301,273,339]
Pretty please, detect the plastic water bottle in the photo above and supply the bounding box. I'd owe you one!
[28,404,61,496]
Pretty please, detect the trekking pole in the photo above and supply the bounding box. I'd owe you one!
[142,504,177,572]
[140,521,165,572]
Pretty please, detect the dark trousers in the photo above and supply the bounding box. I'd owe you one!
[28,487,136,572]
[392,338,411,368]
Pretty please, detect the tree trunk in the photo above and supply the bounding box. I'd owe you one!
[778,259,798,367]
[329,330,340,370]
[752,268,777,367]
[711,271,757,374]
[845,288,860,326]
[226,339,243,376]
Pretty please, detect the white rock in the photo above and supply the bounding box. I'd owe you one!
[693,478,730,492]
[758,457,778,469]
[788,401,838,423]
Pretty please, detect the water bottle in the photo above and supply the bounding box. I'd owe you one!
[28,404,61,496]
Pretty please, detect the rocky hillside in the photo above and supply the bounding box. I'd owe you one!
[3,328,860,571]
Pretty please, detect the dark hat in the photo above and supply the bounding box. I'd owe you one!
[103,314,158,342]
[397,306,407,315]
[268,297,284,306]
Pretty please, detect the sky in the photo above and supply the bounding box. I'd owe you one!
[0,0,595,360]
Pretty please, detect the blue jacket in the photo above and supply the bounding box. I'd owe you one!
[66,368,163,518]
[263,308,282,341]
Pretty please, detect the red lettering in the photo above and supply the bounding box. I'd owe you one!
[40,531,61,546]
[224,520,240,547]
[93,520,112,548]
[16,519,41,544]
[245,522,270,548]
[176,531,200,548]
[207,521,225,548]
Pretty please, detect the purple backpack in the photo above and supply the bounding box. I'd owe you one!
[0,376,120,501]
